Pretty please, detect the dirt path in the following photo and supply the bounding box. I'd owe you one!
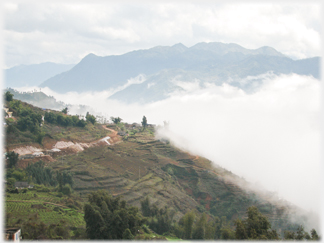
[101,125,121,144]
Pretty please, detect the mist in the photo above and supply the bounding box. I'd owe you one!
[35,73,320,213]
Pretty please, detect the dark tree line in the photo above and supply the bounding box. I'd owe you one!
[25,161,73,193]
[44,111,87,127]
[84,190,145,239]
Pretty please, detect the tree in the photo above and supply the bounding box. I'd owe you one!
[296,225,305,240]
[141,116,147,130]
[234,206,278,240]
[5,91,13,102]
[62,107,68,114]
[192,213,207,239]
[111,116,122,124]
[234,219,248,239]
[62,184,72,195]
[122,228,134,240]
[183,211,195,239]
[77,119,87,127]
[86,112,96,124]
[311,229,319,240]
[6,151,19,168]
[140,196,151,217]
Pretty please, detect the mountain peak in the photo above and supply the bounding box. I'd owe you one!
[84,53,98,59]
[171,43,188,52]
[255,46,285,57]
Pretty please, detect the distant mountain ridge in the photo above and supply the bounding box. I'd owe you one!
[5,62,75,88]
[7,42,316,103]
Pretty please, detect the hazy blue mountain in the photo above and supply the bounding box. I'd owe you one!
[38,42,320,102]
[109,55,320,103]
[4,62,75,88]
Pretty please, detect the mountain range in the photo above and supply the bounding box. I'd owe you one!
[5,42,320,103]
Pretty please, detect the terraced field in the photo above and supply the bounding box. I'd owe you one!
[5,191,85,228]
[45,126,312,232]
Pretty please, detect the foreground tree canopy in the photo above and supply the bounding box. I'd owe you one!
[84,190,145,239]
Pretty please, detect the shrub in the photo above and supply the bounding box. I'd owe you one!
[62,184,72,195]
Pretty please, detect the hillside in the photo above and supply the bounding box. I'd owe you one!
[4,98,318,239]
[5,88,66,111]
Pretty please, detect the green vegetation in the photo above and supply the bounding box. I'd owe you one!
[111,116,122,124]
[6,151,19,168]
[44,111,86,127]
[84,190,145,239]
[141,115,147,130]
[61,107,68,114]
[85,112,96,124]
[5,90,13,101]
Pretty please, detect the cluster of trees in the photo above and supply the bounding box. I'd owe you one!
[6,159,74,196]
[5,91,14,102]
[6,151,19,169]
[44,111,96,127]
[44,111,86,127]
[110,116,122,124]
[84,190,145,239]
[25,161,74,195]
[16,108,45,143]
[25,161,58,187]
[234,206,279,240]
[5,95,45,144]
[140,197,175,234]
[139,197,320,241]
[284,226,319,241]
[85,112,96,124]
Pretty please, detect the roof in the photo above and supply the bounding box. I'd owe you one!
[5,227,20,233]
[14,181,29,187]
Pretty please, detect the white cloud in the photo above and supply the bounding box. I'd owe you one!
[36,73,320,213]
[3,2,321,67]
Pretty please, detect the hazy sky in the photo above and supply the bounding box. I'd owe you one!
[3,1,321,68]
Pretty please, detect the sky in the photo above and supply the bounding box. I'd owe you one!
[1,0,323,225]
[2,1,322,68]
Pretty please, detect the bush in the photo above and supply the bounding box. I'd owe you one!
[62,184,72,195]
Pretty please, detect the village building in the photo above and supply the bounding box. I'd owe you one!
[4,228,22,241]
[3,107,13,118]
[14,181,33,189]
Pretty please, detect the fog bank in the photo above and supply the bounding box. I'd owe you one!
[37,73,320,213]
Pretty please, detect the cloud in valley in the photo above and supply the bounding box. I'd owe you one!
[34,73,321,213]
